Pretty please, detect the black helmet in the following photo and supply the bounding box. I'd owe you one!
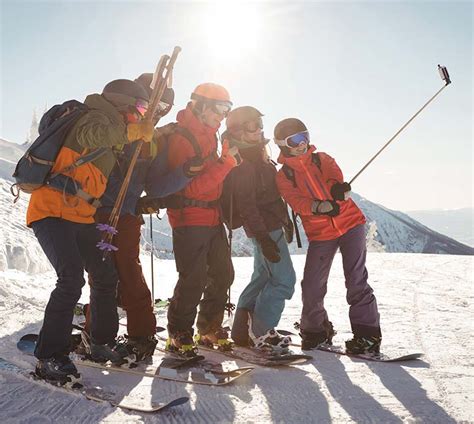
[102,79,150,111]
[226,106,264,133]
[134,73,175,105]
[274,118,307,142]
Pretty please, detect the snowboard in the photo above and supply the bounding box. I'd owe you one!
[155,332,312,367]
[0,357,189,413]
[17,334,253,386]
[315,343,424,362]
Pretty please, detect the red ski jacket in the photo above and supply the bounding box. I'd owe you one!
[166,104,235,228]
[276,146,366,241]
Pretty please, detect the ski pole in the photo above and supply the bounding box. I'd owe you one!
[150,213,155,306]
[350,65,451,185]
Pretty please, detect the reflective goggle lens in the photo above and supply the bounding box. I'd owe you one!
[243,118,263,133]
[211,102,232,116]
[135,99,149,117]
[285,131,310,148]
[157,101,171,111]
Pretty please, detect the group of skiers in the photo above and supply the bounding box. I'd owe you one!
[25,75,382,385]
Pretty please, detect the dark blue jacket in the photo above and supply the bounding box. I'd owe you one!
[99,140,191,216]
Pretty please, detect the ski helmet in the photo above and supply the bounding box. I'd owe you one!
[226,106,264,133]
[274,118,307,142]
[134,73,175,105]
[191,83,232,104]
[102,79,150,116]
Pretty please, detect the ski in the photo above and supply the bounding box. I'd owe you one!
[17,334,253,386]
[315,344,424,362]
[0,357,189,413]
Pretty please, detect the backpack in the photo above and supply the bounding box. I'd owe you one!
[10,100,92,200]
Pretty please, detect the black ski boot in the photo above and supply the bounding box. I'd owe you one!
[125,335,158,361]
[300,320,336,350]
[345,335,382,354]
[35,355,81,387]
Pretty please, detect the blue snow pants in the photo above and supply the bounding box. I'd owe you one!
[237,229,296,337]
[31,217,119,359]
[300,224,381,337]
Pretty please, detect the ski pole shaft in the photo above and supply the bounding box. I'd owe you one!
[150,213,155,305]
[350,65,451,185]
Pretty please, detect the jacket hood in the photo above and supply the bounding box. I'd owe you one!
[85,94,126,128]
[277,145,317,168]
[176,102,220,138]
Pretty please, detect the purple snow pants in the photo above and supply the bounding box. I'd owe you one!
[300,224,381,337]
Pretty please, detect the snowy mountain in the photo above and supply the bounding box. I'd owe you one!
[405,208,473,247]
[0,138,26,182]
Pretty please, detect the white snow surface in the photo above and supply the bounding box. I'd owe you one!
[0,250,473,423]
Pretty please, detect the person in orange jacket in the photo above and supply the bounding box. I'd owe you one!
[27,79,155,384]
[274,118,382,354]
[164,83,242,356]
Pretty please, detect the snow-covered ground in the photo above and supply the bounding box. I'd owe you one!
[0,251,472,423]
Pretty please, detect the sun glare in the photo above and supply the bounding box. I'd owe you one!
[203,1,262,59]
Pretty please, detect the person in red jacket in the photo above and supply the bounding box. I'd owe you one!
[165,83,241,356]
[274,118,382,354]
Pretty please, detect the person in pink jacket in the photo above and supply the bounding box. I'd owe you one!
[274,118,382,354]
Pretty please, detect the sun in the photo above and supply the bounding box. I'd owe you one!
[202,1,262,59]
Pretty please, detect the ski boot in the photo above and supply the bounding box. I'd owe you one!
[125,335,158,362]
[35,355,82,388]
[195,327,233,351]
[300,320,336,350]
[165,331,198,358]
[345,335,382,354]
[252,329,291,354]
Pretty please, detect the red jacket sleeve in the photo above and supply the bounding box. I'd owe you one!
[167,132,235,199]
[276,170,313,216]
[319,152,344,187]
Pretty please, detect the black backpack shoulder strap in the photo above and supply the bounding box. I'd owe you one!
[311,152,322,170]
[174,126,202,158]
[281,164,297,188]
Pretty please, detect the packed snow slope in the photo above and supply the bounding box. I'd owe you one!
[0,251,472,423]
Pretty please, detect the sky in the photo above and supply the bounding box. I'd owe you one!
[0,0,472,211]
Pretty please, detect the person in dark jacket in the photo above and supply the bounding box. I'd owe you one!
[223,106,296,352]
[27,78,155,384]
[82,74,205,361]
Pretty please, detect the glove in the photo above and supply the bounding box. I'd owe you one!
[135,196,167,215]
[183,156,205,178]
[330,182,351,201]
[311,200,340,217]
[127,120,154,143]
[154,122,177,138]
[221,140,242,167]
[256,233,281,263]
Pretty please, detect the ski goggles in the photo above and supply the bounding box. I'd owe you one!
[275,130,310,148]
[209,101,232,116]
[134,99,149,117]
[241,118,264,133]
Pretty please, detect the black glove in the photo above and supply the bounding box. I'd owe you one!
[183,156,205,178]
[330,182,351,201]
[135,196,166,215]
[311,200,340,217]
[256,233,281,263]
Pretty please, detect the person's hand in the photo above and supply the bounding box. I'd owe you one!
[154,122,177,138]
[183,156,205,177]
[256,233,281,263]
[311,200,340,217]
[330,182,351,201]
[221,140,242,166]
[127,120,154,143]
